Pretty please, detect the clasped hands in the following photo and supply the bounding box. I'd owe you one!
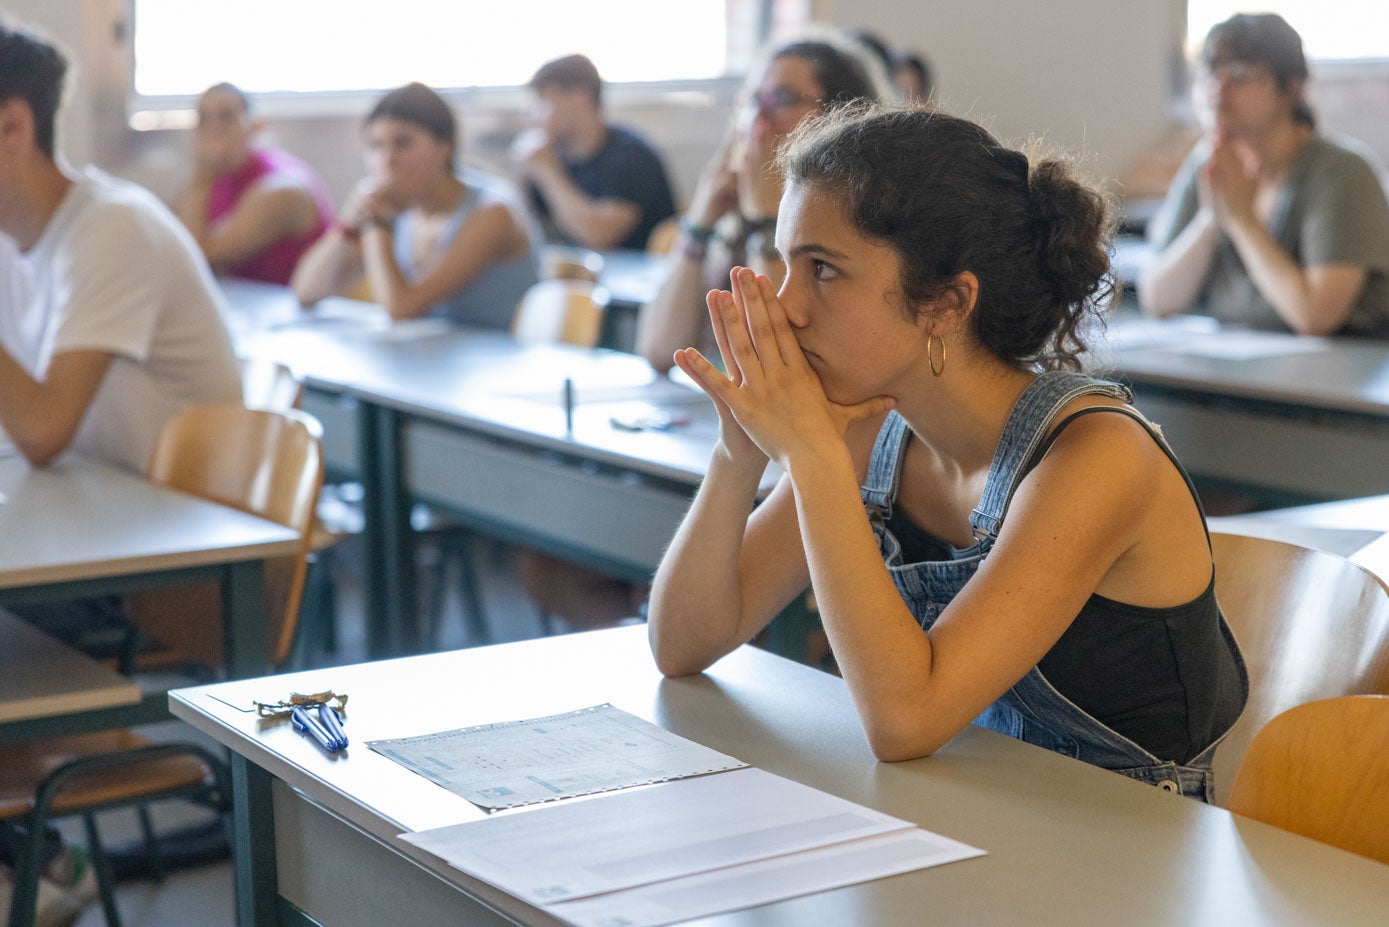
[673,267,893,469]
[1199,134,1260,231]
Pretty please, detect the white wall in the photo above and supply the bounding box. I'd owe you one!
[9,0,1192,207]
[832,0,1187,186]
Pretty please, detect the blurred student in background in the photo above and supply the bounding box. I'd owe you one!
[1140,13,1389,337]
[176,82,334,286]
[635,34,891,371]
[513,54,675,252]
[895,52,934,105]
[292,82,539,328]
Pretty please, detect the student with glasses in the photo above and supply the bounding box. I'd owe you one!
[635,34,891,372]
[1139,12,1389,337]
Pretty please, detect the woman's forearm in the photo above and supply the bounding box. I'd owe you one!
[647,447,772,676]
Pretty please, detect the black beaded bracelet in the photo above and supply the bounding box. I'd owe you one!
[678,216,716,245]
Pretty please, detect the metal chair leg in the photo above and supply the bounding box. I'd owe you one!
[82,814,122,927]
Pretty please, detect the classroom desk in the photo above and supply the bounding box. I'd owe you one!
[1211,493,1389,588]
[0,610,140,724]
[222,280,778,658]
[170,625,1389,927]
[0,455,300,742]
[1098,314,1389,501]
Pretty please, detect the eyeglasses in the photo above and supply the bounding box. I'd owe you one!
[1196,62,1274,89]
[744,87,821,118]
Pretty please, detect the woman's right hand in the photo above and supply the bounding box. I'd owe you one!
[673,287,767,468]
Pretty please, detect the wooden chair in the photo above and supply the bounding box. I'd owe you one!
[645,216,680,255]
[512,278,610,349]
[124,404,325,669]
[0,406,323,927]
[1227,695,1389,864]
[539,245,604,283]
[1208,533,1389,805]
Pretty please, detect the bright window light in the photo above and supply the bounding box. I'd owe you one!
[1187,1,1388,61]
[133,0,731,96]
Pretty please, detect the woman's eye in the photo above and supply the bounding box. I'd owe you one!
[811,259,839,281]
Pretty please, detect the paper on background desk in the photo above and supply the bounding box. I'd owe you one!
[368,703,746,810]
[402,766,985,927]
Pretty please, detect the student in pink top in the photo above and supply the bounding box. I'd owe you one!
[176,83,334,285]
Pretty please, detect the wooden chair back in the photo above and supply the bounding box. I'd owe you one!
[239,356,303,412]
[1227,695,1389,864]
[126,404,324,668]
[1209,532,1389,804]
[645,216,680,255]
[512,278,610,348]
[540,245,604,283]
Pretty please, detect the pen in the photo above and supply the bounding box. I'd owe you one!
[318,703,349,750]
[563,377,574,435]
[291,706,341,753]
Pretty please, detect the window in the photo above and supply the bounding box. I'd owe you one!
[1187,1,1387,61]
[131,0,791,98]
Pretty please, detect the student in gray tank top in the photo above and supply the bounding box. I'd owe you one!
[646,104,1248,802]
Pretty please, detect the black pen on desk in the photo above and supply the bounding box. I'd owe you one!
[563,377,574,435]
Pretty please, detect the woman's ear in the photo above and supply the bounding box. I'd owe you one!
[929,271,980,335]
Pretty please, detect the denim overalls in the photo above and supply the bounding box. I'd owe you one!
[859,371,1248,801]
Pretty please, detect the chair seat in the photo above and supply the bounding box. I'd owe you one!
[0,731,210,820]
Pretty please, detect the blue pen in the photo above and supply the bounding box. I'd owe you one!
[318,703,348,750]
[291,706,340,753]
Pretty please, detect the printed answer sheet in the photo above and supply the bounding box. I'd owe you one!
[367,703,746,810]
[402,766,984,926]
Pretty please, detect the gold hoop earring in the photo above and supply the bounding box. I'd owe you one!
[927,333,946,377]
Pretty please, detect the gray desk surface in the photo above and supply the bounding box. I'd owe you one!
[1212,494,1389,587]
[223,280,772,490]
[1098,314,1389,418]
[0,455,300,589]
[171,625,1389,927]
[0,610,139,723]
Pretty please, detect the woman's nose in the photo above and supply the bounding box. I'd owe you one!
[777,283,809,327]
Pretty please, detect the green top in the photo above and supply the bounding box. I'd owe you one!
[1149,134,1389,337]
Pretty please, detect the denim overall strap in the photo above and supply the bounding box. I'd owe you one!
[969,372,1132,543]
[860,411,912,515]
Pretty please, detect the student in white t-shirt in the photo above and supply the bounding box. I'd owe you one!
[0,23,241,473]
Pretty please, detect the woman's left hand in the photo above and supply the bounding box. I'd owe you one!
[680,267,893,468]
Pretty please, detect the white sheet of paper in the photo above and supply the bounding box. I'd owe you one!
[1174,331,1328,360]
[401,766,918,905]
[548,828,987,927]
[368,703,746,810]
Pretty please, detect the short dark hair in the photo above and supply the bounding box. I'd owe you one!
[202,82,251,115]
[772,40,878,107]
[0,22,68,158]
[366,82,457,170]
[529,54,603,108]
[779,104,1113,371]
[1201,12,1314,127]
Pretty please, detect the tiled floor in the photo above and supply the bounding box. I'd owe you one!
[62,535,570,927]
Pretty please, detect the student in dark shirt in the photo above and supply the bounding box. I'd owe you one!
[647,105,1248,802]
[513,54,675,252]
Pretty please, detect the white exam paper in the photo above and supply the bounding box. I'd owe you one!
[368,703,746,810]
[549,828,987,927]
[401,766,918,905]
